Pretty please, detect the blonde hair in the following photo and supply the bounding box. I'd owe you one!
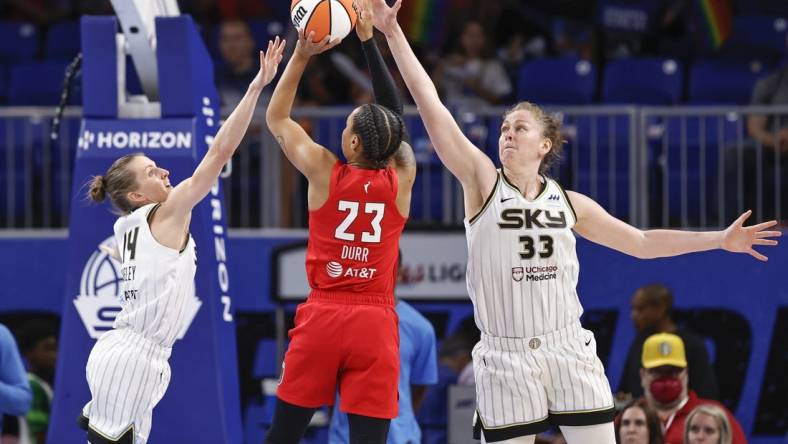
[87,153,144,214]
[503,102,565,175]
[684,405,732,444]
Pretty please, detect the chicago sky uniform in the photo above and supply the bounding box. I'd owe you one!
[81,203,196,444]
[276,161,406,419]
[466,170,614,441]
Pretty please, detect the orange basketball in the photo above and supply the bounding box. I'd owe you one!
[291,0,358,43]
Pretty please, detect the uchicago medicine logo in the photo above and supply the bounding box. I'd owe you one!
[74,236,201,339]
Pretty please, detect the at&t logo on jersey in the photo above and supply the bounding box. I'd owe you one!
[325,260,377,279]
[74,236,202,339]
[326,261,343,278]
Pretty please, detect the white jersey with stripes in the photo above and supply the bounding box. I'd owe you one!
[464,170,581,338]
[112,203,196,348]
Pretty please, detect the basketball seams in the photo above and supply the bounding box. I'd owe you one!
[295,0,357,42]
[302,0,325,41]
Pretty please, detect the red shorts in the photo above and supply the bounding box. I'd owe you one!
[275,292,400,419]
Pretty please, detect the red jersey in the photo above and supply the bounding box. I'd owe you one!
[305,162,406,303]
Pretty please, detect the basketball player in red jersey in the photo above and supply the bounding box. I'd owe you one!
[263,12,416,444]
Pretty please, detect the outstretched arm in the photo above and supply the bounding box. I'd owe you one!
[163,38,286,217]
[356,2,415,179]
[266,31,341,179]
[569,191,782,261]
[356,11,402,116]
[365,0,496,197]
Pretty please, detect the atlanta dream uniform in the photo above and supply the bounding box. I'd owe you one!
[466,170,614,441]
[276,161,406,419]
[80,203,196,444]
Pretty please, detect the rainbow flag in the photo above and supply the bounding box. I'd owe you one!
[698,0,733,49]
[400,0,456,47]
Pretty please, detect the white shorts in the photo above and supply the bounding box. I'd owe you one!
[472,322,614,441]
[82,328,172,444]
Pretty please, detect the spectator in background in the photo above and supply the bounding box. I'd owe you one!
[16,320,57,444]
[684,405,733,444]
[615,401,664,444]
[216,20,265,111]
[618,284,718,401]
[0,323,32,436]
[727,42,788,224]
[432,20,512,107]
[636,333,746,444]
[329,255,438,444]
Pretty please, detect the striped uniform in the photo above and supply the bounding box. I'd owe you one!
[465,170,614,441]
[81,203,196,444]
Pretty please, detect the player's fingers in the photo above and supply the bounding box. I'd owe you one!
[749,219,778,231]
[392,0,402,14]
[755,230,783,239]
[734,209,752,227]
[748,248,768,261]
[753,239,778,246]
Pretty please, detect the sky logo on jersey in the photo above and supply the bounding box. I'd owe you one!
[326,261,343,278]
[74,236,202,339]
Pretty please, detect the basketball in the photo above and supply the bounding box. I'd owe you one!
[291,0,357,43]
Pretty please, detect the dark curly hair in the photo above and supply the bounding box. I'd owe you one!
[351,103,405,169]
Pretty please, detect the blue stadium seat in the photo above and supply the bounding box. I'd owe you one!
[252,339,278,378]
[0,21,38,63]
[729,15,787,54]
[602,58,683,105]
[7,61,69,106]
[651,115,744,225]
[242,398,273,444]
[45,21,80,61]
[688,59,768,104]
[568,115,633,218]
[517,58,597,105]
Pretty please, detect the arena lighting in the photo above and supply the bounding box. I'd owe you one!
[109,0,179,113]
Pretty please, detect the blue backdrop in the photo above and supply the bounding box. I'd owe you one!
[0,232,785,443]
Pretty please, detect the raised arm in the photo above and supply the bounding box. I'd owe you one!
[568,191,781,261]
[265,31,341,179]
[356,3,416,212]
[365,0,496,197]
[161,38,285,220]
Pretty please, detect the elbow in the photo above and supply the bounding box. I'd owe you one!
[630,232,654,259]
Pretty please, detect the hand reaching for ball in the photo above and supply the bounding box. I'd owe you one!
[295,29,342,58]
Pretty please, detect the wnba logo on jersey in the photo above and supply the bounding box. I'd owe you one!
[74,236,202,339]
